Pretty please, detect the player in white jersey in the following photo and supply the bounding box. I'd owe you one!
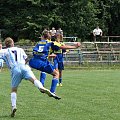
[0,43,4,72]
[0,37,60,117]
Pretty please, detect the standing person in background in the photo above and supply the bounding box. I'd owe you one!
[56,28,63,37]
[50,27,56,41]
[93,26,103,42]
[0,43,4,72]
[0,37,58,117]
[29,31,81,96]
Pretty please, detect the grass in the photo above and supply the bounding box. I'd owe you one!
[0,69,120,120]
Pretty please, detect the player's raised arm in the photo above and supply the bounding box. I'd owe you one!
[60,42,81,49]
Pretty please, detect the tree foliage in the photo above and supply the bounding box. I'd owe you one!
[0,0,120,41]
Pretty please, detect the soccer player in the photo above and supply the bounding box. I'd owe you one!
[29,31,81,96]
[39,30,51,86]
[0,37,60,117]
[53,33,66,87]
[0,43,4,72]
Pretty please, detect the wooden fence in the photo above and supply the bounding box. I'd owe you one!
[63,42,120,65]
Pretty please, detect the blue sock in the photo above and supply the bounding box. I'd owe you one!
[59,78,62,83]
[40,72,46,86]
[50,78,58,93]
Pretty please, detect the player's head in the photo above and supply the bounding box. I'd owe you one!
[4,37,14,48]
[42,30,51,40]
[55,33,63,42]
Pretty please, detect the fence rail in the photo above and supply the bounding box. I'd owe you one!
[20,42,120,66]
[63,42,120,65]
[102,36,120,42]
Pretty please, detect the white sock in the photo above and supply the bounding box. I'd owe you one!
[11,92,17,108]
[34,80,44,89]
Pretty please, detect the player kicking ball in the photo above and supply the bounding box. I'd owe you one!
[0,37,61,117]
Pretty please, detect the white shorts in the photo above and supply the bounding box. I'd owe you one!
[11,64,35,88]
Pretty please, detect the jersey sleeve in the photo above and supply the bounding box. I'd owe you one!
[20,48,28,60]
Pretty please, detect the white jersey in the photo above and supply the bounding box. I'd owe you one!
[93,28,102,35]
[0,49,4,66]
[1,47,27,69]
[0,49,5,57]
[50,29,56,36]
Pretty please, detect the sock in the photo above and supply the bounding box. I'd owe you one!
[34,80,44,89]
[50,78,58,93]
[40,72,46,86]
[11,92,17,108]
[59,78,62,84]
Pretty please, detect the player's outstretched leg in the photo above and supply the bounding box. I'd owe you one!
[34,80,61,100]
[49,92,61,100]
[40,88,61,100]
[11,107,17,117]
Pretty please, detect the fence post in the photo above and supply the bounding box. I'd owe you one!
[78,49,83,65]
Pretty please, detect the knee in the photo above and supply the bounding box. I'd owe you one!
[53,70,59,79]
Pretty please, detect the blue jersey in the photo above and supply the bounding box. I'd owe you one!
[53,42,65,70]
[33,40,61,59]
[29,40,62,74]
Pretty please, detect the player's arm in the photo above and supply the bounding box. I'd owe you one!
[21,48,28,64]
[48,53,56,58]
[60,42,81,49]
[51,42,81,52]
[25,58,29,64]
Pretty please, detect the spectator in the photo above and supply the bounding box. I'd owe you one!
[50,27,56,41]
[93,26,103,42]
[56,28,63,36]
[42,27,50,33]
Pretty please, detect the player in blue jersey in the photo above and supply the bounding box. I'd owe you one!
[0,37,60,117]
[53,33,66,87]
[40,32,67,87]
[39,30,51,86]
[29,31,81,97]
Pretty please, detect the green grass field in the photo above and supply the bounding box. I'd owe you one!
[0,69,120,120]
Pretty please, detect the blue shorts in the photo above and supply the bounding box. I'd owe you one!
[29,58,55,74]
[11,64,35,88]
[53,54,64,70]
[54,59,64,70]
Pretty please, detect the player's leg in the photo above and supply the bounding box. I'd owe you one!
[24,65,61,100]
[30,77,61,100]
[43,62,59,93]
[53,58,59,86]
[23,65,49,94]
[58,62,64,86]
[29,59,61,99]
[11,88,17,117]
[50,69,59,93]
[10,67,22,117]
[40,72,46,86]
[59,70,63,86]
